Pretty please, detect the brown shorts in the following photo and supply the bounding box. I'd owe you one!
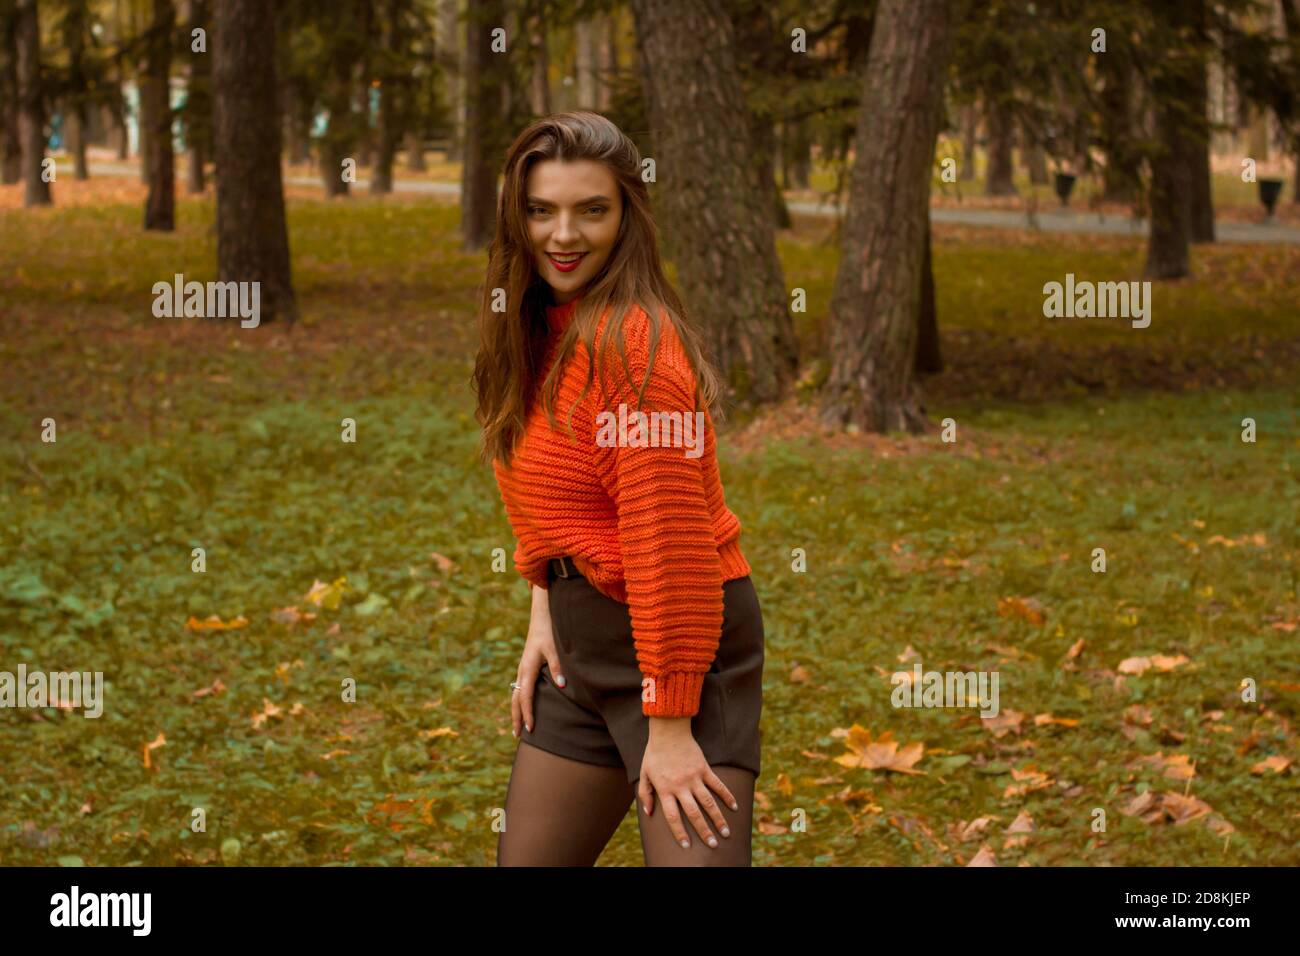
[522,556,765,786]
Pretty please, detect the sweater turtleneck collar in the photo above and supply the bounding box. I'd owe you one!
[545,292,584,336]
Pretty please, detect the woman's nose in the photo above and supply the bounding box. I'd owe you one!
[552,212,579,244]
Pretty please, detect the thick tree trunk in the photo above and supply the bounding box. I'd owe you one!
[1,15,24,184]
[371,0,408,196]
[15,0,50,205]
[984,95,1016,196]
[1286,0,1300,202]
[629,0,798,405]
[822,0,952,433]
[63,2,89,180]
[1144,90,1193,278]
[143,0,175,231]
[66,110,88,178]
[1099,51,1141,203]
[213,0,295,323]
[914,214,941,374]
[1187,1,1213,242]
[460,0,507,249]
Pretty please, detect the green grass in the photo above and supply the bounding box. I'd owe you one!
[1,192,1297,866]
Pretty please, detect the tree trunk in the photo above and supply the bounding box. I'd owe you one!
[144,0,175,231]
[1187,1,1213,242]
[64,1,89,180]
[782,116,811,189]
[112,94,128,159]
[914,214,941,373]
[984,94,1016,196]
[959,101,976,181]
[750,115,789,228]
[1021,119,1047,185]
[319,54,354,196]
[1144,85,1193,278]
[460,0,508,249]
[213,0,295,323]
[598,11,616,111]
[438,0,462,163]
[822,0,952,432]
[287,79,313,165]
[1,13,23,185]
[186,0,211,194]
[405,129,425,170]
[575,17,597,109]
[629,0,798,405]
[1286,0,1300,202]
[1099,50,1141,203]
[371,0,408,195]
[15,0,50,205]
[529,19,550,115]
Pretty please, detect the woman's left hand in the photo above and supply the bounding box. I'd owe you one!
[638,716,739,849]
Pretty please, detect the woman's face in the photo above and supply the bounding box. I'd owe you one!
[524,158,623,305]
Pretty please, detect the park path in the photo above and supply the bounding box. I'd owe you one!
[85,160,1300,245]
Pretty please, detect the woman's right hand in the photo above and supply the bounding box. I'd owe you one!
[512,583,567,738]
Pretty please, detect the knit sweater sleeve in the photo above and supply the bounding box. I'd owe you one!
[597,311,724,718]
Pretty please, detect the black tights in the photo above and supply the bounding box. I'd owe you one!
[497,740,756,866]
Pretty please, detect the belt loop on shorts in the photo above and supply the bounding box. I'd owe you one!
[551,555,572,579]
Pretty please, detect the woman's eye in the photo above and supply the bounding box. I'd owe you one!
[528,206,545,216]
[587,206,607,215]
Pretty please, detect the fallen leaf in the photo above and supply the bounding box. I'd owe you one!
[967,844,998,866]
[997,596,1046,626]
[304,577,348,610]
[1007,810,1035,833]
[1250,755,1291,775]
[832,725,926,774]
[185,614,249,632]
[1003,766,1054,798]
[982,709,1025,738]
[251,698,283,729]
[192,678,225,698]
[1033,713,1080,728]
[418,726,459,739]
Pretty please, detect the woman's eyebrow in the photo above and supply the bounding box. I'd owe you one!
[525,195,612,206]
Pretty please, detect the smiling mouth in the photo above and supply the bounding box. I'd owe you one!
[546,252,587,263]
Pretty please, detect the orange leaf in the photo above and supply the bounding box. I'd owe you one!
[832,725,926,774]
[186,614,249,632]
[997,596,1046,626]
[1250,755,1291,775]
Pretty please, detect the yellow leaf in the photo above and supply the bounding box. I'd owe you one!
[304,577,348,610]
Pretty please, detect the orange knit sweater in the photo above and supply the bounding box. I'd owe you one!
[491,293,751,718]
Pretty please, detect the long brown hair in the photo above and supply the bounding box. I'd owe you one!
[471,110,723,469]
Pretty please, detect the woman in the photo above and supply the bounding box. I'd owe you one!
[473,111,765,866]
